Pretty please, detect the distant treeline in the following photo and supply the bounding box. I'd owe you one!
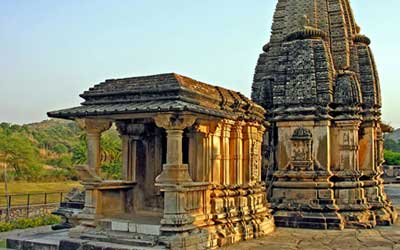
[385,137,400,165]
[0,119,122,182]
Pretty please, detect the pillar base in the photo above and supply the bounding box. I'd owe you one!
[156,164,193,184]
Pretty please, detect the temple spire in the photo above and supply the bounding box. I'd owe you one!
[252,0,396,229]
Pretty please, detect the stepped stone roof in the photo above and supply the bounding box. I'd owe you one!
[48,73,265,121]
[252,0,382,122]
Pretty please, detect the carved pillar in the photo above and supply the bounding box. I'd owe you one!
[77,119,111,175]
[116,122,145,181]
[195,125,209,182]
[154,113,198,235]
[221,120,234,185]
[187,126,206,182]
[154,114,196,184]
[359,122,375,175]
[209,121,222,184]
[243,123,258,184]
[205,126,214,183]
[75,119,111,226]
[230,121,244,185]
[331,120,375,228]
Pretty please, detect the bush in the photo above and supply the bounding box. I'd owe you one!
[384,150,400,165]
[101,162,122,180]
[0,215,61,232]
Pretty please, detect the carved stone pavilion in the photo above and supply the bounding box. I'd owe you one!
[48,73,275,249]
[252,0,397,229]
[41,0,397,249]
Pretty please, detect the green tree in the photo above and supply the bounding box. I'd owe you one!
[384,150,400,165]
[0,131,40,177]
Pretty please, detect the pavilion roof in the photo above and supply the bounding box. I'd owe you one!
[48,73,266,121]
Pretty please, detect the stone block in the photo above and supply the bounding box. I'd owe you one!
[59,240,85,250]
[136,224,161,236]
[128,223,137,233]
[111,221,129,232]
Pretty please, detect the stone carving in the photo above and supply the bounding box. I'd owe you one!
[288,128,313,171]
[252,0,396,229]
[48,74,274,249]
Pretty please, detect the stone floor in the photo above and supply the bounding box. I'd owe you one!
[224,221,400,250]
[8,221,400,250]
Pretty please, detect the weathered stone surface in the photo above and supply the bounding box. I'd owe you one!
[47,72,274,249]
[228,216,400,250]
[252,0,397,229]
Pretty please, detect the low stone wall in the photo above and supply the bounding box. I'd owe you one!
[0,204,59,221]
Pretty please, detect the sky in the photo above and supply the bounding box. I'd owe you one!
[0,0,399,127]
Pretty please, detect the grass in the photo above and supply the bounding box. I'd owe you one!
[0,214,62,233]
[0,181,82,207]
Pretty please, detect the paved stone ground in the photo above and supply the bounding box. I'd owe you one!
[225,185,400,250]
[224,222,400,250]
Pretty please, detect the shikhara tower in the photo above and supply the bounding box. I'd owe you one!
[252,0,397,229]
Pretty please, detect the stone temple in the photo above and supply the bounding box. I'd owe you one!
[252,0,397,229]
[46,74,275,249]
[8,0,396,250]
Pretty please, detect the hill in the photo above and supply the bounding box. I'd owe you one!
[385,128,400,143]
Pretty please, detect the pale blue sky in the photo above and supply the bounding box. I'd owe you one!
[1,1,399,127]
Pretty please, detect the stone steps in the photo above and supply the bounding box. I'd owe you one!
[59,238,166,250]
[81,233,159,247]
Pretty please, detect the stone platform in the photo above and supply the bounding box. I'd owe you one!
[7,218,400,250]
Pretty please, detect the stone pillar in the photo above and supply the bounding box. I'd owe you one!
[77,119,111,175]
[75,119,111,228]
[154,114,196,183]
[243,123,258,184]
[209,121,222,184]
[230,121,244,185]
[154,113,198,236]
[187,126,206,182]
[221,120,234,185]
[359,122,375,175]
[116,122,145,181]
[360,122,398,225]
[331,120,375,228]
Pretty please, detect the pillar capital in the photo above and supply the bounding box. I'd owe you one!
[208,120,223,135]
[76,119,111,134]
[116,121,145,138]
[230,121,246,139]
[154,113,196,131]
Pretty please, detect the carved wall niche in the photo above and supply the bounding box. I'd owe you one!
[289,127,314,171]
